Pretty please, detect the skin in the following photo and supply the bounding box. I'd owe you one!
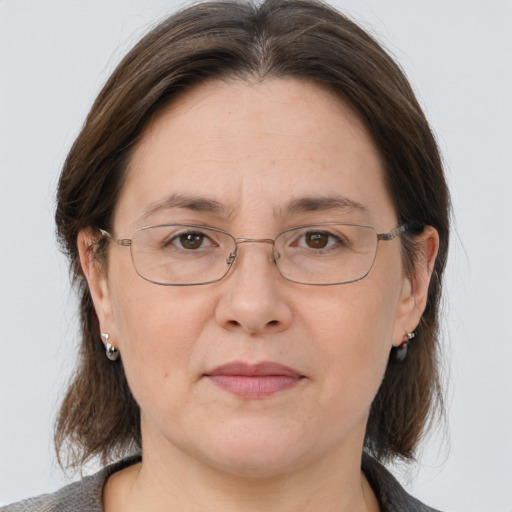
[79,77,439,512]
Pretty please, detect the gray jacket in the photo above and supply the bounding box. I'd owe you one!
[3,454,442,512]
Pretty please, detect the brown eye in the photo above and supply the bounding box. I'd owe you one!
[179,233,205,250]
[305,232,330,249]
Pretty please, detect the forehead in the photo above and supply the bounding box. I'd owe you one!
[115,77,396,232]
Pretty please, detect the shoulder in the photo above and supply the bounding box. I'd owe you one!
[362,454,444,512]
[2,477,101,512]
[2,456,141,512]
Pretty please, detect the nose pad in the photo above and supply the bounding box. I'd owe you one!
[226,243,280,270]
[226,249,237,266]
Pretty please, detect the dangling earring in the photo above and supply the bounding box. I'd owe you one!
[395,331,415,361]
[101,333,119,361]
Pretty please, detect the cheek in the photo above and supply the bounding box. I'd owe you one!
[308,271,402,406]
[315,272,400,349]
[108,274,216,408]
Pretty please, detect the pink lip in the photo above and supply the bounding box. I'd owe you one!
[204,362,304,399]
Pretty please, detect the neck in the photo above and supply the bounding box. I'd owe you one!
[104,442,379,512]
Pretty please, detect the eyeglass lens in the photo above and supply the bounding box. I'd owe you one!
[129,224,380,286]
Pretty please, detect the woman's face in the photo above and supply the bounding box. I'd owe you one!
[83,78,428,476]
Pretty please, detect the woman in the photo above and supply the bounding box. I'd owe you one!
[5,0,449,510]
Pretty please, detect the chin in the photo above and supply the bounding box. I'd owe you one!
[190,418,324,478]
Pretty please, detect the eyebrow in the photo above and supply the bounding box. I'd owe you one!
[138,193,226,223]
[137,192,366,224]
[282,195,367,215]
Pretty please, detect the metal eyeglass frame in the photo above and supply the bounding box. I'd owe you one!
[97,222,412,286]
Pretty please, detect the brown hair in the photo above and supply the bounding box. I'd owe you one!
[55,0,450,469]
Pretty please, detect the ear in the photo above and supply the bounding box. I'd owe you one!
[77,229,115,341]
[392,226,440,347]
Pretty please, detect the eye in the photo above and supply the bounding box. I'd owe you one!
[176,232,210,250]
[297,231,340,250]
[181,233,203,249]
[304,232,330,249]
[162,230,215,250]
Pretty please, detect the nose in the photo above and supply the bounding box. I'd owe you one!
[215,240,293,335]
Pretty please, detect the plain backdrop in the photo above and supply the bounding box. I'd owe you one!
[1,1,511,510]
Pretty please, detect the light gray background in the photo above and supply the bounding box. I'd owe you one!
[1,1,511,510]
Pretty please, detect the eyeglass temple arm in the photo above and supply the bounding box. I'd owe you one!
[98,228,132,247]
[377,223,420,241]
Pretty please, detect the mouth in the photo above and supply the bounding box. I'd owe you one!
[203,361,305,399]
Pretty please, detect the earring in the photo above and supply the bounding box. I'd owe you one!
[100,333,119,361]
[395,331,415,361]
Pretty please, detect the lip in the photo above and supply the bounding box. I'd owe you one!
[204,361,305,399]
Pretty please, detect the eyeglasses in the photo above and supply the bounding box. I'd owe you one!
[98,222,410,286]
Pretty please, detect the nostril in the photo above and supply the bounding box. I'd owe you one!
[267,320,279,326]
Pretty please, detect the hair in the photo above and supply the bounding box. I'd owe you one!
[55,0,450,469]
